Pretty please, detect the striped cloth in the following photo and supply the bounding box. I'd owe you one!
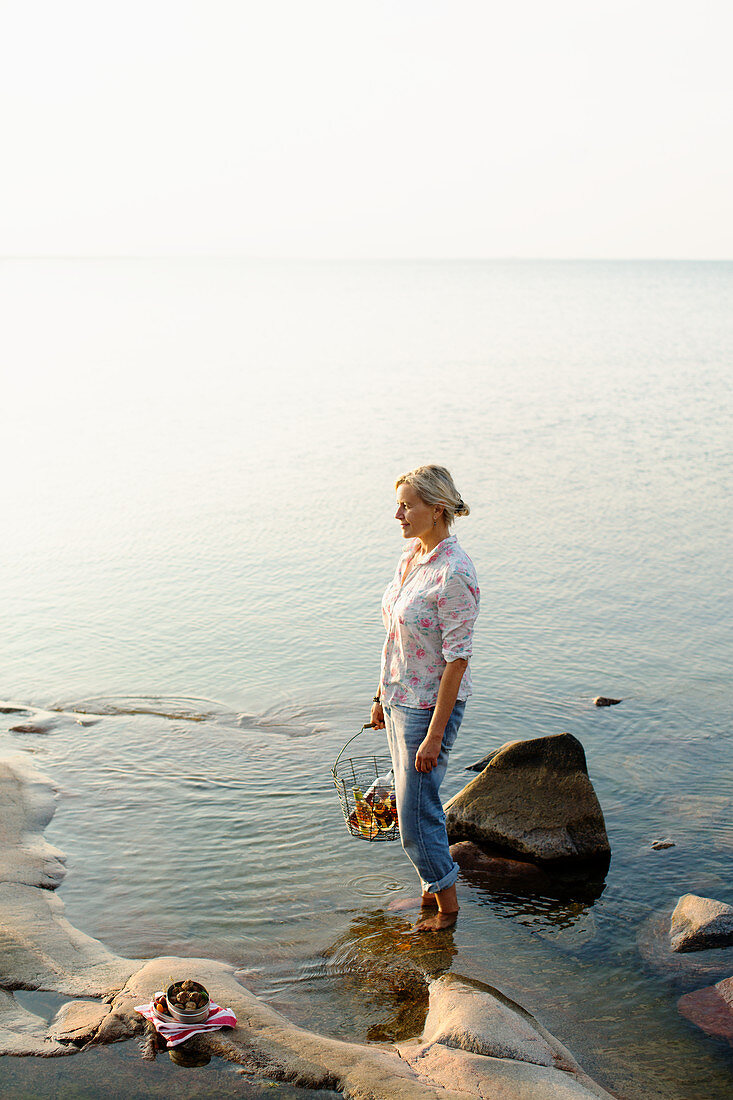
[135,991,237,1048]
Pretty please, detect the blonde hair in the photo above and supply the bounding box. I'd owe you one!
[395,465,470,529]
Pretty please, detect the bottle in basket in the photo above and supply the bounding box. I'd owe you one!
[367,770,397,830]
[387,789,398,828]
[371,796,393,830]
[352,787,379,838]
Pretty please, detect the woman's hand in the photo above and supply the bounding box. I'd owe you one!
[370,700,385,729]
[415,731,443,772]
[415,658,467,772]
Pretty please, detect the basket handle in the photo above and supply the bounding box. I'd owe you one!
[332,722,380,777]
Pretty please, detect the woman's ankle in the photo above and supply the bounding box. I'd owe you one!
[435,884,458,914]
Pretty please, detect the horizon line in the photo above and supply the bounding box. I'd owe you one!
[1,254,732,263]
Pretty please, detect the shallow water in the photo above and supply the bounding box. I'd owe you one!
[7,991,341,1099]
[1,259,732,1097]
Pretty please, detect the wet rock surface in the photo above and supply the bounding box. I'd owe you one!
[678,975,733,1045]
[47,999,112,1046]
[445,733,610,864]
[0,756,67,888]
[670,893,733,953]
[0,989,72,1057]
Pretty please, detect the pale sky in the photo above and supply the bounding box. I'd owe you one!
[1,0,731,258]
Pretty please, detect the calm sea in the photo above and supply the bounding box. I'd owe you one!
[1,259,731,1098]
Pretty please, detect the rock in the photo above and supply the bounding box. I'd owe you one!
[0,756,67,889]
[0,751,617,1099]
[637,909,733,983]
[396,1046,610,1100]
[413,974,561,1067]
[0,881,139,996]
[48,999,111,1045]
[104,956,470,1098]
[0,756,140,996]
[0,989,72,1057]
[450,841,553,890]
[670,894,733,953]
[465,747,504,772]
[650,839,675,850]
[593,697,621,707]
[396,975,614,1099]
[445,734,610,864]
[54,956,613,1099]
[678,975,733,1044]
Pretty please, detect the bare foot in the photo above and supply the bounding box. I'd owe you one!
[388,894,438,912]
[410,909,459,933]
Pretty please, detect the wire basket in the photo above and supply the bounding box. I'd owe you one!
[332,724,400,842]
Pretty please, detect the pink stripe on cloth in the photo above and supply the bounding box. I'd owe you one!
[135,992,237,1048]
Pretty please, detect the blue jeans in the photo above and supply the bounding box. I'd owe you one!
[383,701,465,894]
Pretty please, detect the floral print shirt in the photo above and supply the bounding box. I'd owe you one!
[380,535,480,709]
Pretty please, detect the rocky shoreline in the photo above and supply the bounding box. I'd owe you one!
[0,752,617,1099]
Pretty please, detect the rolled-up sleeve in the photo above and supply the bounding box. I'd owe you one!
[437,572,479,663]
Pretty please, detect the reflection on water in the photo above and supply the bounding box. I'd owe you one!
[477,891,600,934]
[167,1044,212,1068]
[324,909,458,981]
[248,908,458,1044]
[1,697,733,1096]
[1,1043,341,1100]
[1,260,732,1098]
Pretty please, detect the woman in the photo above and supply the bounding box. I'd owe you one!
[371,465,479,932]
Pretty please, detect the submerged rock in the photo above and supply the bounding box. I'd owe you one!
[650,838,675,850]
[670,894,733,953]
[593,697,621,707]
[445,733,610,864]
[678,975,733,1045]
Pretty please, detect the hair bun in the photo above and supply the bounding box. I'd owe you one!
[395,465,470,527]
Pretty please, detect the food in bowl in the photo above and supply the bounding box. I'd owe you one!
[165,980,210,1023]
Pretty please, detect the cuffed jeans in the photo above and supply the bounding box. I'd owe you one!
[383,700,465,894]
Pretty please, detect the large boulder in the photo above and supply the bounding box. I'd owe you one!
[670,894,733,953]
[445,734,610,864]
